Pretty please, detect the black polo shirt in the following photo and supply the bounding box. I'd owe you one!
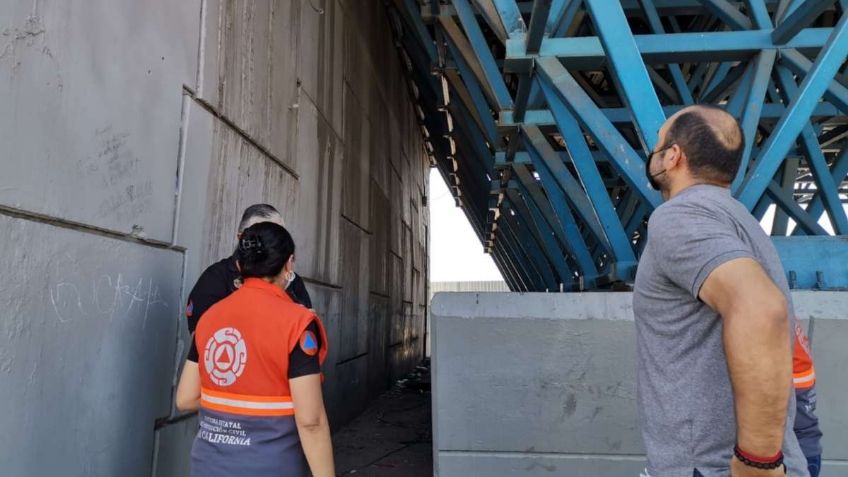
[185,254,313,363]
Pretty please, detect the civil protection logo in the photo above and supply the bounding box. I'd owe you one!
[204,327,248,386]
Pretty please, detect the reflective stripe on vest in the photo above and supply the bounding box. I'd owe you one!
[793,367,816,390]
[201,387,295,416]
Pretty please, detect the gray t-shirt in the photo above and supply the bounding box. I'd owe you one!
[633,184,808,477]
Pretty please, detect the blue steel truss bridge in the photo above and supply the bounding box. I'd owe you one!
[385,0,848,291]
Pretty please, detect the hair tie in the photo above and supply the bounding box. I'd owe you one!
[239,236,265,255]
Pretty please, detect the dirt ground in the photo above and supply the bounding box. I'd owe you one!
[333,361,433,476]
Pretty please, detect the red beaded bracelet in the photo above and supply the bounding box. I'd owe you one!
[734,445,785,470]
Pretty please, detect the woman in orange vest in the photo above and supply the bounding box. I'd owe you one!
[175,222,334,477]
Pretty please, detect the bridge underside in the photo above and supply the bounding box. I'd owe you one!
[386,0,848,291]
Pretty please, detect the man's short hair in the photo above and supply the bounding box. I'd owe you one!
[663,106,745,184]
[238,204,281,233]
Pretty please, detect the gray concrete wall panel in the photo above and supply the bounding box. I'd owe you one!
[197,0,299,171]
[339,219,371,361]
[297,0,345,138]
[341,82,372,230]
[290,94,343,286]
[0,0,199,243]
[432,292,848,476]
[152,416,197,477]
[0,215,182,476]
[1,0,429,473]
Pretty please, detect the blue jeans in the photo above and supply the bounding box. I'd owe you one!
[807,454,821,477]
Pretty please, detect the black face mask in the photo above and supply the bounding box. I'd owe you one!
[645,145,672,190]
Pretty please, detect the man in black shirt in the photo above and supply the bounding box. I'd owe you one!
[184,204,313,363]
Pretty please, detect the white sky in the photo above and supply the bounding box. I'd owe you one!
[428,169,504,282]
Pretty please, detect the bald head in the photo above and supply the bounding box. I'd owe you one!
[660,105,744,184]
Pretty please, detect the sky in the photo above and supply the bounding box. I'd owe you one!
[428,169,504,282]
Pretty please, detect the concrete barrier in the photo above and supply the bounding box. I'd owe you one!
[432,291,848,476]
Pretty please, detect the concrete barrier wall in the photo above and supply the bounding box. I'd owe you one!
[0,1,428,475]
[432,291,848,476]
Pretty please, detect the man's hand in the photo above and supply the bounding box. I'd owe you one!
[730,456,786,477]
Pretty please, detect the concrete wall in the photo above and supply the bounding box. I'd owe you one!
[431,291,848,476]
[0,1,429,475]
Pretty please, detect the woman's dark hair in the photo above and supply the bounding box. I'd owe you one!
[237,222,295,279]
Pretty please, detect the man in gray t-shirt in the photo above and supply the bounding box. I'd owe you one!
[633,105,808,477]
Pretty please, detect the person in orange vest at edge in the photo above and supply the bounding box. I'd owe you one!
[792,319,823,477]
[176,222,334,477]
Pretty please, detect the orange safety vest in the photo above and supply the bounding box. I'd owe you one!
[793,320,815,390]
[191,278,328,476]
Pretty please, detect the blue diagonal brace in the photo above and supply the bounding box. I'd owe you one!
[444,38,499,143]
[743,0,774,29]
[584,0,666,153]
[765,182,829,235]
[399,0,437,62]
[452,0,515,109]
[493,0,526,38]
[527,100,640,276]
[793,147,848,235]
[498,216,544,290]
[520,129,612,253]
[737,12,848,209]
[502,202,560,289]
[640,0,694,105]
[774,66,848,234]
[527,0,554,53]
[700,0,754,30]
[773,0,836,44]
[732,50,777,192]
[537,58,663,208]
[780,48,848,115]
[513,164,600,284]
[506,187,573,285]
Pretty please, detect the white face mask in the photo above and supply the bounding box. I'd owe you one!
[285,270,296,289]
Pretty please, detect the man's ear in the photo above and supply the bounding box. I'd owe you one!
[668,144,685,170]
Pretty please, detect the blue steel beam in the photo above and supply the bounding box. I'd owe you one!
[493,0,526,37]
[585,0,667,153]
[744,0,774,29]
[737,12,848,209]
[771,159,798,235]
[701,62,740,102]
[444,38,499,142]
[536,58,663,208]
[549,0,583,37]
[699,0,754,30]
[505,28,835,70]
[451,0,515,109]
[774,66,848,233]
[506,187,574,285]
[732,50,777,192]
[772,0,836,44]
[527,0,553,53]
[492,243,522,291]
[527,95,640,278]
[439,15,501,110]
[499,102,844,126]
[780,48,848,114]
[641,0,695,105]
[498,218,543,291]
[793,147,848,235]
[520,129,613,252]
[501,204,560,289]
[765,181,829,235]
[513,164,600,284]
